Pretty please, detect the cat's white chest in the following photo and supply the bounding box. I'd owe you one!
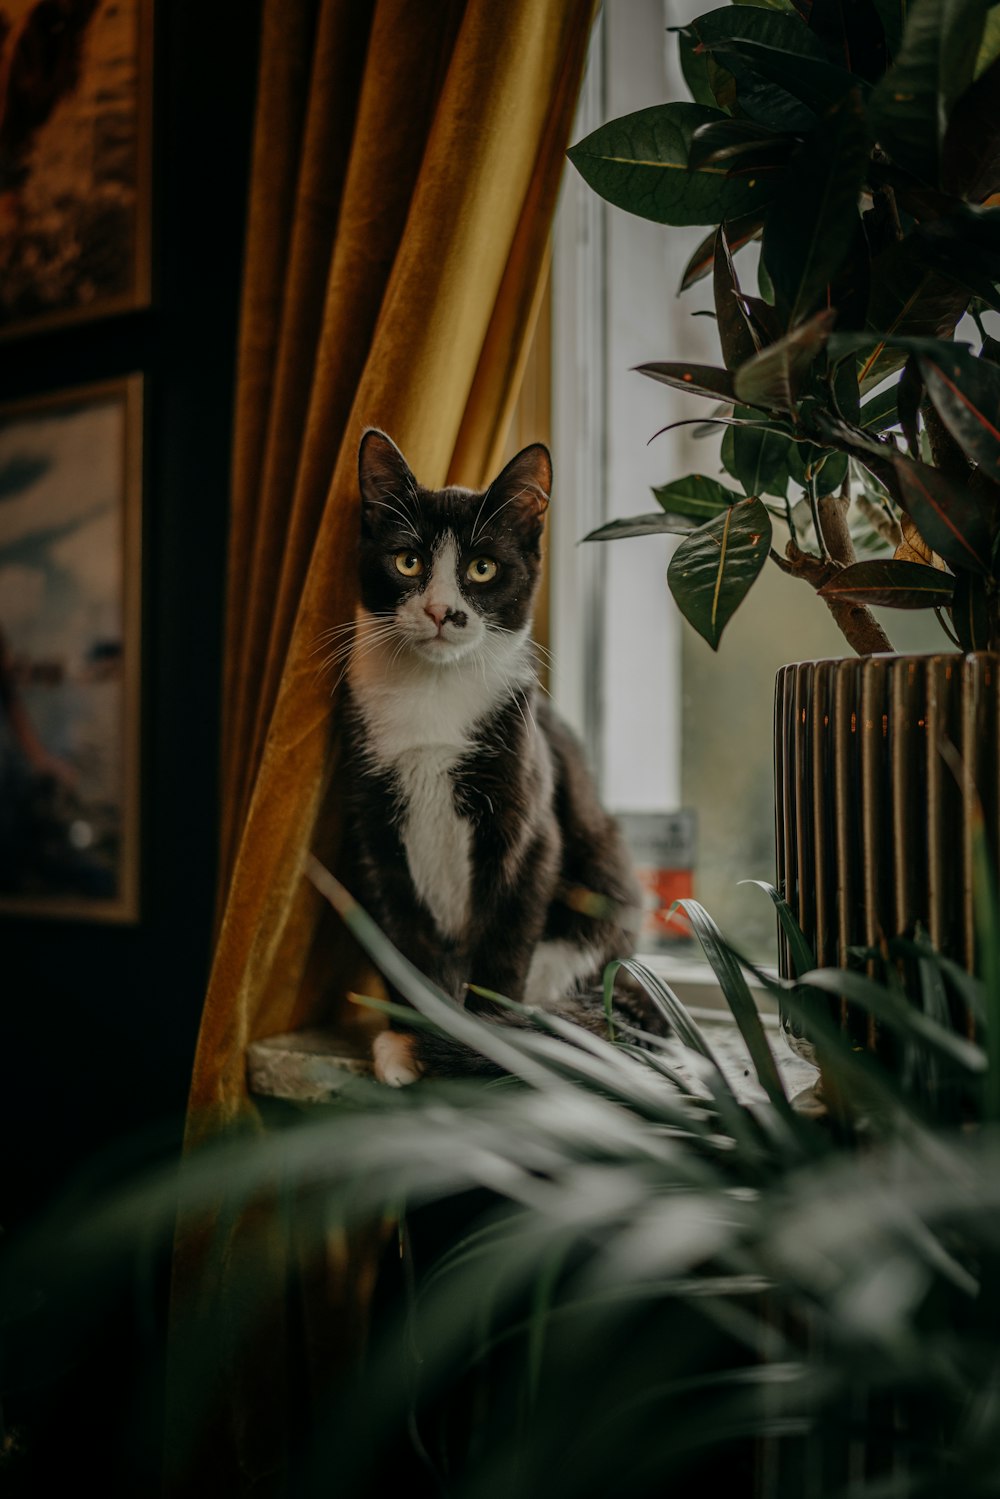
[350,614,533,942]
[353,669,482,941]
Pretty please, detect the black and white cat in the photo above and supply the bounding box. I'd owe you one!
[341,429,647,1084]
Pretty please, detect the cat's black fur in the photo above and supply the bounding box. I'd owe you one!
[340,429,656,1082]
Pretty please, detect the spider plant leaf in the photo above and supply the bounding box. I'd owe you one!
[653,473,742,520]
[817,558,956,608]
[892,454,992,574]
[970,818,1000,1120]
[581,514,696,542]
[918,343,1000,481]
[797,968,987,1071]
[667,498,772,649]
[674,898,792,1115]
[305,856,557,1087]
[567,103,777,227]
[741,880,816,978]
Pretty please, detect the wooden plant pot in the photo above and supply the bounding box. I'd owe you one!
[773,652,1000,1055]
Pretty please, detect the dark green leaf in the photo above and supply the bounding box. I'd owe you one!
[893,453,993,573]
[723,405,794,495]
[708,37,871,114]
[912,208,1000,314]
[675,898,793,1114]
[918,344,1000,480]
[689,6,829,58]
[950,570,993,648]
[678,24,718,106]
[688,117,794,174]
[762,92,868,328]
[983,335,1000,365]
[653,473,743,519]
[860,384,901,430]
[805,0,889,79]
[714,227,759,370]
[667,497,772,648]
[942,55,1000,200]
[786,441,849,491]
[817,558,955,606]
[687,6,830,129]
[582,514,696,543]
[679,215,763,292]
[798,966,987,1071]
[867,0,992,186]
[827,332,966,364]
[635,361,740,403]
[858,236,974,388]
[742,880,817,977]
[734,309,837,410]
[870,0,906,60]
[738,293,784,348]
[897,355,924,455]
[567,104,777,228]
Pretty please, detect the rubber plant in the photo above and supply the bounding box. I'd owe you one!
[570,0,1000,653]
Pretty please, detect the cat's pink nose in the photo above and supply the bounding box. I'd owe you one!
[424,603,448,627]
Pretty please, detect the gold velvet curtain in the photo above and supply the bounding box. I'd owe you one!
[188,0,598,1137]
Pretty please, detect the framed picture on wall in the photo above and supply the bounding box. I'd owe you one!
[0,376,142,921]
[0,0,153,340]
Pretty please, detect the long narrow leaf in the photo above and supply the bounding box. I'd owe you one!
[674,899,792,1116]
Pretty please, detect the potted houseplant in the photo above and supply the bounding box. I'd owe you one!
[568,0,1000,1039]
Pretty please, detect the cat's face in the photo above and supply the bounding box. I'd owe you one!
[356,430,551,665]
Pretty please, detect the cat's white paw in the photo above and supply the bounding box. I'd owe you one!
[524,939,601,1006]
[373,1030,423,1086]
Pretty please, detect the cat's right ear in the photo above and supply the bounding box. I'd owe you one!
[358,429,418,533]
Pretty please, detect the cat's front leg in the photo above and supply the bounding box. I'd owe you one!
[345,828,466,1084]
[465,828,559,1006]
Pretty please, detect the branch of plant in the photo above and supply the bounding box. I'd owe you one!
[920,396,972,486]
[855,493,902,549]
[771,538,894,656]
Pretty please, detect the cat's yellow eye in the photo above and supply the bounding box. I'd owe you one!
[394,550,424,577]
[466,557,498,584]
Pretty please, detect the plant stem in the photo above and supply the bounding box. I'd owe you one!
[772,540,894,655]
[807,471,827,558]
[920,397,972,484]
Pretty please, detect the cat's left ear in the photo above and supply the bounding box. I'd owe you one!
[486,443,552,536]
[358,428,418,533]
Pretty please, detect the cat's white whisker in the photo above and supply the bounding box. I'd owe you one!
[365,497,420,541]
[470,480,494,545]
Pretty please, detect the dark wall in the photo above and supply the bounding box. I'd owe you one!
[0,0,264,1225]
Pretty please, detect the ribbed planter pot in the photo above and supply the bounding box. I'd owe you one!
[773,652,999,1054]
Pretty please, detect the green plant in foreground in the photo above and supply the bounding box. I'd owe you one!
[2,870,1000,1496]
[570,0,1000,654]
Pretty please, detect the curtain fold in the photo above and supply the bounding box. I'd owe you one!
[195,0,596,1137]
[171,4,596,1489]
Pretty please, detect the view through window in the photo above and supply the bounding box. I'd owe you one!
[549,0,949,963]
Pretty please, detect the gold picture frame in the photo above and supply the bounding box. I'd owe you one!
[0,375,142,921]
[0,0,154,340]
